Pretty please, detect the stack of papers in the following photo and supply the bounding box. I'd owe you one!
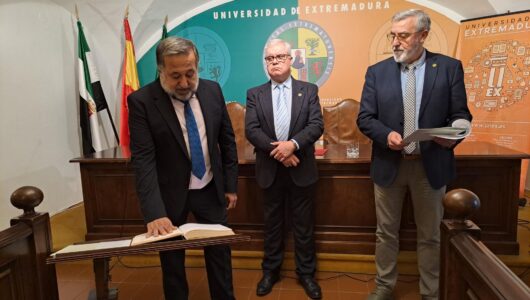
[403,127,470,144]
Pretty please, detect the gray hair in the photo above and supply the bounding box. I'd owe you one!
[265,38,292,54]
[156,37,199,70]
[392,9,431,32]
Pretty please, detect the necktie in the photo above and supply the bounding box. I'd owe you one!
[274,84,289,141]
[403,65,417,154]
[182,100,206,179]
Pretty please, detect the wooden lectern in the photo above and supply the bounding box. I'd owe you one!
[47,235,250,300]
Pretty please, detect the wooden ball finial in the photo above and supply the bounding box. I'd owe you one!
[10,186,43,215]
[443,189,480,226]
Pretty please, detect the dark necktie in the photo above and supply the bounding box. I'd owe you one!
[181,99,206,179]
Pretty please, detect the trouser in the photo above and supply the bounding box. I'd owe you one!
[374,159,445,298]
[159,181,234,300]
[261,166,317,278]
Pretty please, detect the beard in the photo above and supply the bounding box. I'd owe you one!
[393,43,422,64]
[160,75,198,101]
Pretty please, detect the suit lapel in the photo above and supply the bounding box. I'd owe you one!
[389,61,404,118]
[419,51,438,119]
[152,81,189,159]
[260,82,276,138]
[290,78,304,137]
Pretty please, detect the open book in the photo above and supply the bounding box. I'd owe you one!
[51,223,234,256]
[130,223,234,246]
[403,127,470,144]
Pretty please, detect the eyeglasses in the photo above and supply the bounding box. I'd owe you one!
[386,31,421,42]
[264,54,291,64]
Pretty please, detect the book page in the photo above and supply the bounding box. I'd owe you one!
[179,223,234,240]
[51,239,131,257]
[178,223,231,234]
[130,228,183,246]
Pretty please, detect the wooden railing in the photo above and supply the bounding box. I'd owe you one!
[0,186,58,300]
[440,189,530,299]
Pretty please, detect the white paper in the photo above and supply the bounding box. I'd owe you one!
[178,223,231,234]
[51,239,131,256]
[403,127,469,143]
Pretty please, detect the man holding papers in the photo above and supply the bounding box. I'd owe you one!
[357,9,472,300]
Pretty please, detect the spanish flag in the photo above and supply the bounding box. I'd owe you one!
[120,14,139,147]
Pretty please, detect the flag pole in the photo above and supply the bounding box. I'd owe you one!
[107,108,120,145]
[156,15,169,79]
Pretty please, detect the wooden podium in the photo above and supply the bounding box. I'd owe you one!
[47,235,250,300]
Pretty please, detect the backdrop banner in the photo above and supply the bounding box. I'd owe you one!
[457,10,530,195]
[137,0,460,106]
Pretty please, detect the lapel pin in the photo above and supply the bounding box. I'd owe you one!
[298,93,303,97]
[432,63,437,68]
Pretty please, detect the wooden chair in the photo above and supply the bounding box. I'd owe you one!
[226,102,251,151]
[322,98,370,145]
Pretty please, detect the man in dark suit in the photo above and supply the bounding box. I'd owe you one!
[128,37,238,300]
[245,39,324,299]
[357,9,472,300]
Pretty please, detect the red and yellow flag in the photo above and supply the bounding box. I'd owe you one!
[120,16,140,147]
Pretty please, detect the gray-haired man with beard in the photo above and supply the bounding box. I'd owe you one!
[357,9,472,300]
[128,37,238,300]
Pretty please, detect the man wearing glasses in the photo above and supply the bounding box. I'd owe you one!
[245,39,324,299]
[357,9,472,300]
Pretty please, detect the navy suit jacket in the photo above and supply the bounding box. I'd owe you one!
[245,78,324,189]
[357,51,472,189]
[128,79,238,223]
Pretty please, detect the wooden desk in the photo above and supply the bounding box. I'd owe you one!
[71,142,529,255]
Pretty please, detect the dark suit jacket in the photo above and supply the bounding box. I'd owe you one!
[245,78,324,189]
[357,51,472,189]
[128,79,238,223]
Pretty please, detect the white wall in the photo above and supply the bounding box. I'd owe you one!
[0,0,81,228]
[0,0,149,229]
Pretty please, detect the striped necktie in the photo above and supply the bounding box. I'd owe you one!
[274,84,289,141]
[403,64,417,154]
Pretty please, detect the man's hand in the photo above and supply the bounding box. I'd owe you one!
[433,137,457,148]
[146,217,176,238]
[225,193,237,210]
[270,141,296,161]
[282,154,300,167]
[387,131,406,150]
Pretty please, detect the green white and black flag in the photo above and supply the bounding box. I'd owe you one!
[77,20,111,155]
